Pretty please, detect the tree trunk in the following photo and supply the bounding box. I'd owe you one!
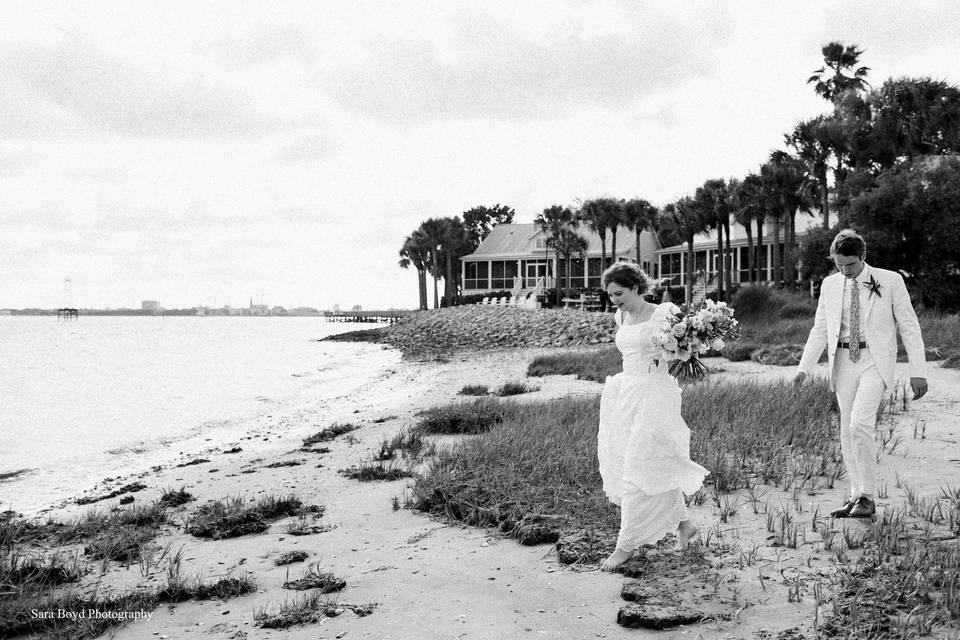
[745,224,754,284]
[755,217,765,282]
[820,172,830,229]
[431,249,440,309]
[771,214,782,284]
[610,228,618,265]
[723,221,732,292]
[716,217,724,301]
[784,208,797,283]
[445,251,454,306]
[418,269,428,310]
[635,230,641,264]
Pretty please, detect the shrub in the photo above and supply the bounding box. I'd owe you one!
[458,384,489,396]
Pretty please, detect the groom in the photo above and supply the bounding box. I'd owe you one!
[794,229,928,519]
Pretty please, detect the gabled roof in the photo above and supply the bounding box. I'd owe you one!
[463,223,655,259]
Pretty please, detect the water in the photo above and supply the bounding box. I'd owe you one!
[0,316,398,513]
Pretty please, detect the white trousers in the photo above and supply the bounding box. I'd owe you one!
[833,347,886,499]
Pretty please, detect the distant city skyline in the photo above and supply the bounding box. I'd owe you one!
[3,2,960,309]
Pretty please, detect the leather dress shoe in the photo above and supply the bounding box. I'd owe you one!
[848,496,876,518]
[829,499,856,518]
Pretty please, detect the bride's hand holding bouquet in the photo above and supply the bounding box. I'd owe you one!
[650,299,741,381]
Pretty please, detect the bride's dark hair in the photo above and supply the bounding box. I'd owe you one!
[601,262,650,294]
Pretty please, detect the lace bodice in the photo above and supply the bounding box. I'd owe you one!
[614,303,676,375]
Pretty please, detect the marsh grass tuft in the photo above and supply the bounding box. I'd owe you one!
[302,423,359,447]
[339,462,415,482]
[495,381,540,396]
[158,487,194,508]
[275,550,310,565]
[527,348,621,382]
[375,429,433,461]
[458,384,489,396]
[254,592,376,628]
[416,397,522,435]
[282,562,346,592]
[186,494,315,539]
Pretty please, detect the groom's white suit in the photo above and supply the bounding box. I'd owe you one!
[798,263,927,503]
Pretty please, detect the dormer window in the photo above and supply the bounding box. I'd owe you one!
[535,238,547,249]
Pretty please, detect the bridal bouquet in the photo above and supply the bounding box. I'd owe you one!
[650,300,741,381]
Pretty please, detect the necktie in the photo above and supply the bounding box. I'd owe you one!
[849,279,861,363]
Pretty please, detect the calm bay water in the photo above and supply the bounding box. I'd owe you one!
[0,316,398,513]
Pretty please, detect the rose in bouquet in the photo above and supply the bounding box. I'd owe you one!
[649,300,741,380]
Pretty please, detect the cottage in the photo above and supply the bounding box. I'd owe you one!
[654,214,823,289]
[460,223,660,298]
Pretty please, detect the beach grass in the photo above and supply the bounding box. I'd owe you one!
[158,487,194,508]
[495,381,540,396]
[302,423,359,447]
[254,593,373,628]
[374,429,433,461]
[527,348,622,382]
[339,462,416,481]
[458,383,489,396]
[416,397,523,435]
[281,563,346,592]
[185,494,316,539]
[408,379,838,563]
[275,550,310,565]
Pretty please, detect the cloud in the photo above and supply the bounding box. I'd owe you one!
[0,37,289,139]
[321,12,722,121]
[277,133,328,162]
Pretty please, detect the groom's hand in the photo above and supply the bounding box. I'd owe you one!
[910,377,928,400]
[793,371,807,386]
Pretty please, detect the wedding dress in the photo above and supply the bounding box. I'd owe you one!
[597,302,708,550]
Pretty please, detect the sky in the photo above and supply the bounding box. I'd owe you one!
[2,1,960,311]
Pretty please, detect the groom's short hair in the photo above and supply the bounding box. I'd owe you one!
[830,229,866,258]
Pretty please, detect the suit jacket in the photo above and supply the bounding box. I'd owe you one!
[798,264,927,390]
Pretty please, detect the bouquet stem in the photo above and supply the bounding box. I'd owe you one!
[668,357,709,381]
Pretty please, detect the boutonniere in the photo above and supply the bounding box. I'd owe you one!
[866,275,882,298]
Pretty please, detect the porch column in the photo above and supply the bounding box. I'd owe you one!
[487,260,492,290]
[461,260,466,292]
[680,251,686,286]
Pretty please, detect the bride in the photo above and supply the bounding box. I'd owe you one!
[597,262,707,570]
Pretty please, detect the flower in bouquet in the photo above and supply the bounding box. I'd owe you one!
[649,300,741,381]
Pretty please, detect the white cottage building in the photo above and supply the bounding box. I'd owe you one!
[654,213,824,290]
[460,223,661,297]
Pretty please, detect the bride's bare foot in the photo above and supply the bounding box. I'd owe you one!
[677,521,698,550]
[600,548,632,571]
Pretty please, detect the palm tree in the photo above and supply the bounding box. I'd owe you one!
[661,197,710,305]
[695,179,730,300]
[762,152,812,283]
[808,41,870,103]
[787,117,834,228]
[437,217,469,306]
[554,227,589,293]
[579,198,616,268]
[622,198,659,267]
[399,231,431,310]
[535,205,576,305]
[732,173,764,283]
[417,218,448,309]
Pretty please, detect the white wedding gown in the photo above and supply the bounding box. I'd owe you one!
[598,303,708,550]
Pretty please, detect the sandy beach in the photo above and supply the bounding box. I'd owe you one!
[11,342,960,640]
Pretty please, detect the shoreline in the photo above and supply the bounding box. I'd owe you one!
[1,338,402,518]
[9,339,960,639]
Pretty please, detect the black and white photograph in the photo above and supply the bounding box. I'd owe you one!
[2,1,960,637]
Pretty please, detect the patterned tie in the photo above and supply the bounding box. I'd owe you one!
[849,278,861,363]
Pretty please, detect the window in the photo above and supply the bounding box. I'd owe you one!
[587,258,602,288]
[464,261,489,290]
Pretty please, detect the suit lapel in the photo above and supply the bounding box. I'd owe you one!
[829,273,843,331]
[861,263,878,323]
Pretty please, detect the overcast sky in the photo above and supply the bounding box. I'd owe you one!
[2,1,959,310]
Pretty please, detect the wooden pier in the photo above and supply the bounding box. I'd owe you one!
[325,310,409,324]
